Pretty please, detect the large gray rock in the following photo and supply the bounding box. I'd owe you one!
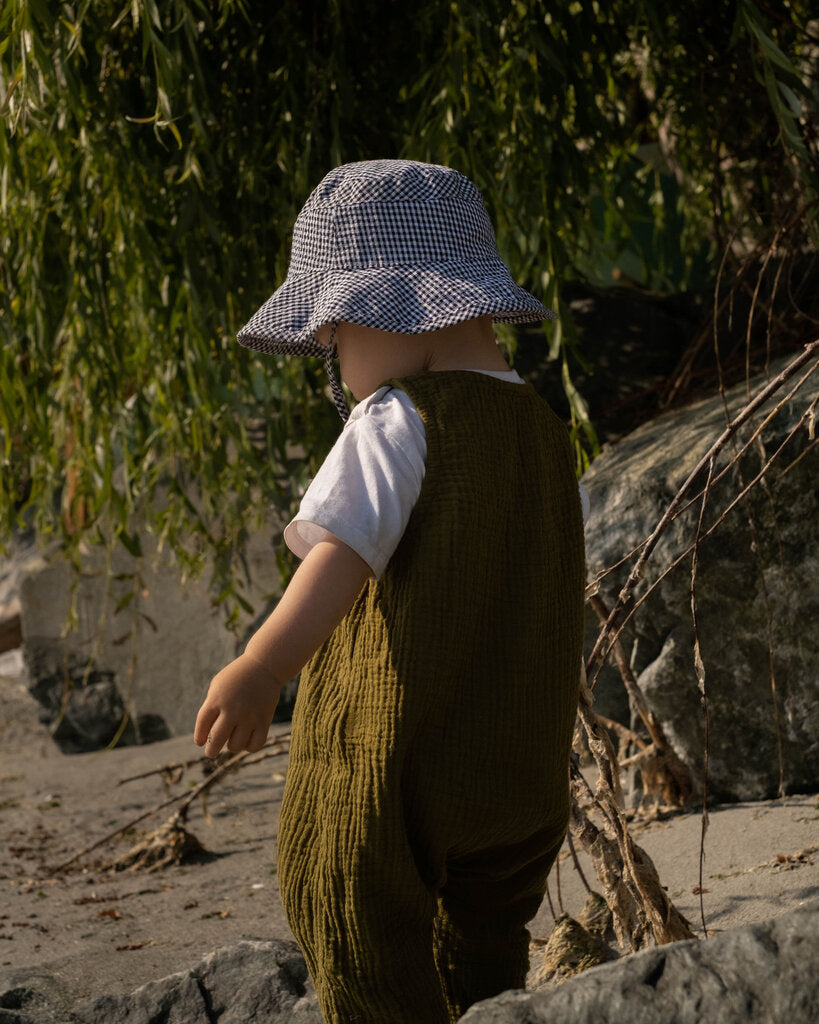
[15,525,286,750]
[0,940,321,1024]
[0,968,77,1024]
[461,903,819,1023]
[581,355,818,800]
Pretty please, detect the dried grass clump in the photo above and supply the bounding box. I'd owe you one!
[106,814,208,872]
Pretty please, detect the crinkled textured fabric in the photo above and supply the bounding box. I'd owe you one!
[277,371,585,1023]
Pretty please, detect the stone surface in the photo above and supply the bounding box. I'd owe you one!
[26,664,170,753]
[0,941,321,1024]
[0,969,77,1024]
[15,525,286,749]
[581,355,818,800]
[8,909,816,1024]
[462,902,819,1023]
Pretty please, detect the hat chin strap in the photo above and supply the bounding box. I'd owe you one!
[324,321,351,422]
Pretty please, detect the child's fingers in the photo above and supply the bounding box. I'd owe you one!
[227,724,253,753]
[193,704,219,747]
[204,718,232,757]
[246,728,268,753]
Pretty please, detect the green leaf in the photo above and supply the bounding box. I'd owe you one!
[114,590,135,614]
[117,530,143,558]
[777,80,803,119]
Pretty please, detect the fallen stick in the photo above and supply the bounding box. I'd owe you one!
[116,732,292,786]
[52,734,290,872]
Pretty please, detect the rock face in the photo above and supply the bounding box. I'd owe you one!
[581,355,818,800]
[14,527,287,751]
[4,909,816,1024]
[462,903,819,1023]
[0,969,74,1024]
[0,940,322,1024]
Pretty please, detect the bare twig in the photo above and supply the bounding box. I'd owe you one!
[690,456,716,939]
[589,593,695,808]
[618,745,657,769]
[555,850,565,915]
[572,682,696,949]
[568,752,695,950]
[52,734,291,872]
[585,350,817,602]
[594,714,649,751]
[587,342,818,686]
[566,832,593,895]
[116,733,292,787]
[117,757,211,786]
[545,877,557,923]
[774,436,818,483]
[595,389,818,679]
[671,355,819,526]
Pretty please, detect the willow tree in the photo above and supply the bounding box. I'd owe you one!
[1,0,815,609]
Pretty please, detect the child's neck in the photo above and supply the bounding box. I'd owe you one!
[425,326,510,374]
[337,317,511,400]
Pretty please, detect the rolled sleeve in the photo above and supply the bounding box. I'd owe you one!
[284,387,426,578]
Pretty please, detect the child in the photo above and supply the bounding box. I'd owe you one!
[194,159,586,1023]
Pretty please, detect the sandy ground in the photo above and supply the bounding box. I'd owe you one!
[1,653,817,1008]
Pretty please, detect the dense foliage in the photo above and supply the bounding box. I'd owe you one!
[1,0,816,608]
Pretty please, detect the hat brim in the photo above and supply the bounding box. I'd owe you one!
[237,261,556,355]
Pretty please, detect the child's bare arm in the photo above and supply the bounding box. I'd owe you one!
[194,537,371,756]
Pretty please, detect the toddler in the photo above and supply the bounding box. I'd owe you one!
[194,159,586,1023]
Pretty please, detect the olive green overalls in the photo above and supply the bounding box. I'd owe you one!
[277,372,585,1022]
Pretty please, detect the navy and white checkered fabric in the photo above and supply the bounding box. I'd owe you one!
[237,160,556,357]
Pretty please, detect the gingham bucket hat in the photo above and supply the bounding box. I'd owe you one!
[237,159,556,418]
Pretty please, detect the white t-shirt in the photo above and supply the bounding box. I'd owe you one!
[284,370,590,578]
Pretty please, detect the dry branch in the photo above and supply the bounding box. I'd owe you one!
[575,334,817,951]
[589,593,695,809]
[569,738,695,951]
[690,455,715,938]
[587,340,818,685]
[52,733,291,872]
[596,386,818,672]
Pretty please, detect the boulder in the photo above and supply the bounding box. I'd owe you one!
[0,968,77,1024]
[461,902,819,1023]
[0,940,321,1024]
[581,355,818,800]
[75,939,321,1024]
[14,526,288,751]
[5,910,817,1024]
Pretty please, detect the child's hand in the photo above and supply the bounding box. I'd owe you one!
[194,653,282,758]
[194,538,369,759]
